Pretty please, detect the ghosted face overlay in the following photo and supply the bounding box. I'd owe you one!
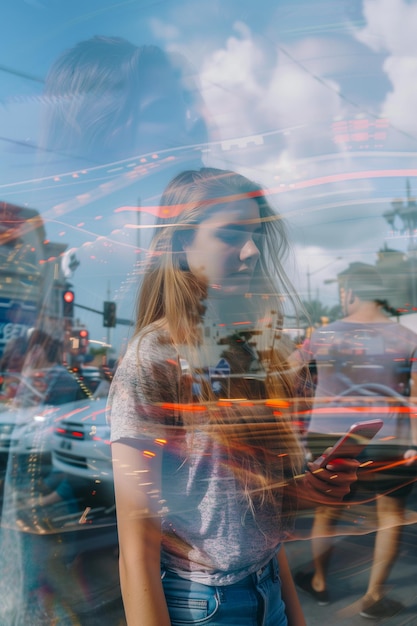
[134,64,190,155]
[184,199,261,295]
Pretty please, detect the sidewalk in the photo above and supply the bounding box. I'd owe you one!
[286,499,417,625]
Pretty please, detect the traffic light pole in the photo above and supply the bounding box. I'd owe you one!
[73,303,133,326]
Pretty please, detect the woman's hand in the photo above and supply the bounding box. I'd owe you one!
[295,457,360,508]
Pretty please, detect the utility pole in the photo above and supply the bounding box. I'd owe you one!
[307,257,343,304]
[384,180,417,310]
[106,281,111,364]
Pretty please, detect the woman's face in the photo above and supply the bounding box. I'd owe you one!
[184,199,262,295]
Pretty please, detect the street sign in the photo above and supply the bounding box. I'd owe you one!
[209,358,231,397]
[209,358,231,377]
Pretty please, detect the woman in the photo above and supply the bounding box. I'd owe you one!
[108,168,358,626]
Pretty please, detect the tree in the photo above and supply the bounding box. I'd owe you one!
[300,299,342,327]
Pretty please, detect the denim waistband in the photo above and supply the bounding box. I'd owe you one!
[162,556,279,588]
[236,556,279,587]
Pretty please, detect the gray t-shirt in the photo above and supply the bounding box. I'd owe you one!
[304,320,417,442]
[108,326,287,585]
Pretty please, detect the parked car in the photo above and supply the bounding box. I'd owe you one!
[0,368,91,462]
[51,396,114,506]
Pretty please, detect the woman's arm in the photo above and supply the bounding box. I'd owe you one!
[112,441,171,626]
[277,546,306,626]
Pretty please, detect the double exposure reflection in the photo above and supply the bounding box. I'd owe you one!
[109,168,358,626]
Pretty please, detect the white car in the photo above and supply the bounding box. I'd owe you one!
[51,396,113,491]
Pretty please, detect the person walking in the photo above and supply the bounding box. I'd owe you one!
[294,262,417,620]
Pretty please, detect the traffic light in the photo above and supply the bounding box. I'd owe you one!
[78,328,89,352]
[69,328,89,355]
[63,290,75,318]
[103,301,117,327]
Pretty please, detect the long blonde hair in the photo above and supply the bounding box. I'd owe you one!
[136,168,303,515]
[137,168,296,340]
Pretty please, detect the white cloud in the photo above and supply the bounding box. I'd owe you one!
[260,42,343,150]
[382,55,417,137]
[148,17,180,41]
[355,0,417,140]
[199,25,348,165]
[356,0,417,54]
[199,23,266,136]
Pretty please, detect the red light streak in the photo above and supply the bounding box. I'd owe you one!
[115,169,417,218]
[160,402,208,412]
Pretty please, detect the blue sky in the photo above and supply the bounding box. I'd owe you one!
[1,0,417,349]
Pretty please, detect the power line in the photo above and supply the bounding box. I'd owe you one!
[276,44,417,147]
[0,64,44,84]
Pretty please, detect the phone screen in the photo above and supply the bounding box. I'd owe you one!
[314,419,383,468]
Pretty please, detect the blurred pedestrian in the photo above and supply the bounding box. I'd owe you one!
[0,336,28,374]
[293,263,417,620]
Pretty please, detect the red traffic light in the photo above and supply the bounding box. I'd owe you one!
[78,328,89,352]
[63,290,75,303]
[63,290,75,318]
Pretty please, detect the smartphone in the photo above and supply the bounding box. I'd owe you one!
[314,419,384,468]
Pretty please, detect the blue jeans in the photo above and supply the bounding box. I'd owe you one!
[162,558,288,626]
